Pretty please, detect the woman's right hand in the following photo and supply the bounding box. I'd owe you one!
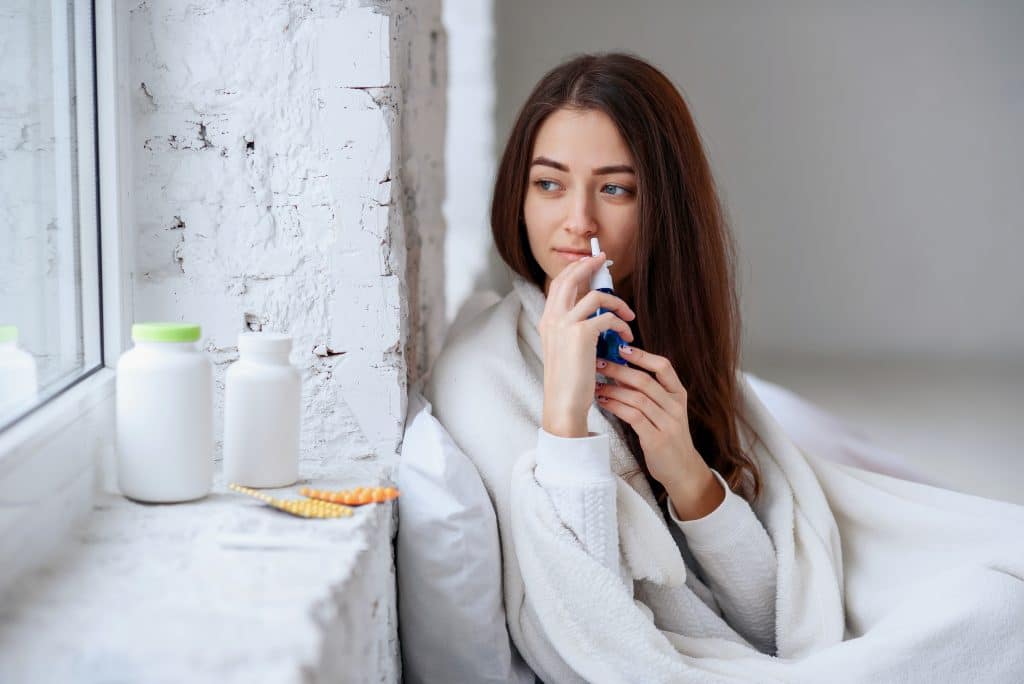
[537,252,636,438]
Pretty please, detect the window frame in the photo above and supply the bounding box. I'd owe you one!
[0,0,109,434]
[0,0,131,592]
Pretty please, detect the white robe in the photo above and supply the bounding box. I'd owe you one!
[533,426,779,656]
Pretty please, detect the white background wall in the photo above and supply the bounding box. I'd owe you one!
[489,0,1024,366]
[441,0,498,326]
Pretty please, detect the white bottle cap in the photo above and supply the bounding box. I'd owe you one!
[238,332,292,356]
[589,237,614,291]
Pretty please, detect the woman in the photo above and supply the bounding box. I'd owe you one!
[423,53,1024,683]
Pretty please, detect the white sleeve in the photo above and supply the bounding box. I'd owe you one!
[667,469,778,655]
[532,427,623,585]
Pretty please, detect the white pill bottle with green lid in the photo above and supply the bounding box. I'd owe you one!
[116,322,213,502]
[222,332,301,488]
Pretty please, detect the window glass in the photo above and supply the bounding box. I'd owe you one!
[0,0,101,430]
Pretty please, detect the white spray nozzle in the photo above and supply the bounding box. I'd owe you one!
[589,237,613,267]
[588,237,615,291]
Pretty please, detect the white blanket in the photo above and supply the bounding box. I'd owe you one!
[425,275,1024,683]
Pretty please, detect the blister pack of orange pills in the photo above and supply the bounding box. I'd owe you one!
[300,486,400,506]
[229,483,354,519]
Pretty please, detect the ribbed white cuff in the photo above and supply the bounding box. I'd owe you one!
[667,468,753,549]
[534,427,613,485]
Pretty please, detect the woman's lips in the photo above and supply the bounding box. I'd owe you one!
[554,249,590,262]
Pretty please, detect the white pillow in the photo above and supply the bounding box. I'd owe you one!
[396,381,536,684]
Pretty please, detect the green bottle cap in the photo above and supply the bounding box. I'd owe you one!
[131,322,201,343]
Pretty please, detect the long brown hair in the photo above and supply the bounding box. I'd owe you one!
[491,52,764,503]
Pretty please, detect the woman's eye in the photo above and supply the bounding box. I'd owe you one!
[602,184,631,197]
[535,179,559,192]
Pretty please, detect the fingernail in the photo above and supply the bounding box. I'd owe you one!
[619,345,633,355]
[597,359,607,368]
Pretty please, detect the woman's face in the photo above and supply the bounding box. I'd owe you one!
[523,107,639,301]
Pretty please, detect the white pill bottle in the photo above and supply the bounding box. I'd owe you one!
[222,332,301,488]
[0,325,38,417]
[116,322,213,502]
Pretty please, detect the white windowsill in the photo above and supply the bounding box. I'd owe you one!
[0,368,116,591]
[0,467,399,681]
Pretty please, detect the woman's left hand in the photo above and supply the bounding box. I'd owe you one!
[593,345,724,518]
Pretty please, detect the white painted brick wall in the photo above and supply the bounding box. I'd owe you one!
[126,0,445,471]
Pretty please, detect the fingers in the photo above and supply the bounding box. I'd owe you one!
[595,382,672,431]
[568,290,635,324]
[597,356,679,416]
[585,312,634,344]
[614,346,686,395]
[594,387,658,443]
[547,253,608,312]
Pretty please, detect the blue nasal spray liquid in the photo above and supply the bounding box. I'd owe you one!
[587,237,629,365]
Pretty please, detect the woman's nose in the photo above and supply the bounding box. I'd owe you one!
[565,193,597,236]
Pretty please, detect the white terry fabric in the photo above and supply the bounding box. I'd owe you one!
[665,467,779,656]
[423,274,1024,684]
[535,427,778,656]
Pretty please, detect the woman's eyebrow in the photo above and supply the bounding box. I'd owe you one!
[593,164,635,176]
[530,156,635,175]
[531,156,569,172]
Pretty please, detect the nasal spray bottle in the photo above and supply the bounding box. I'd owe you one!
[587,237,629,365]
